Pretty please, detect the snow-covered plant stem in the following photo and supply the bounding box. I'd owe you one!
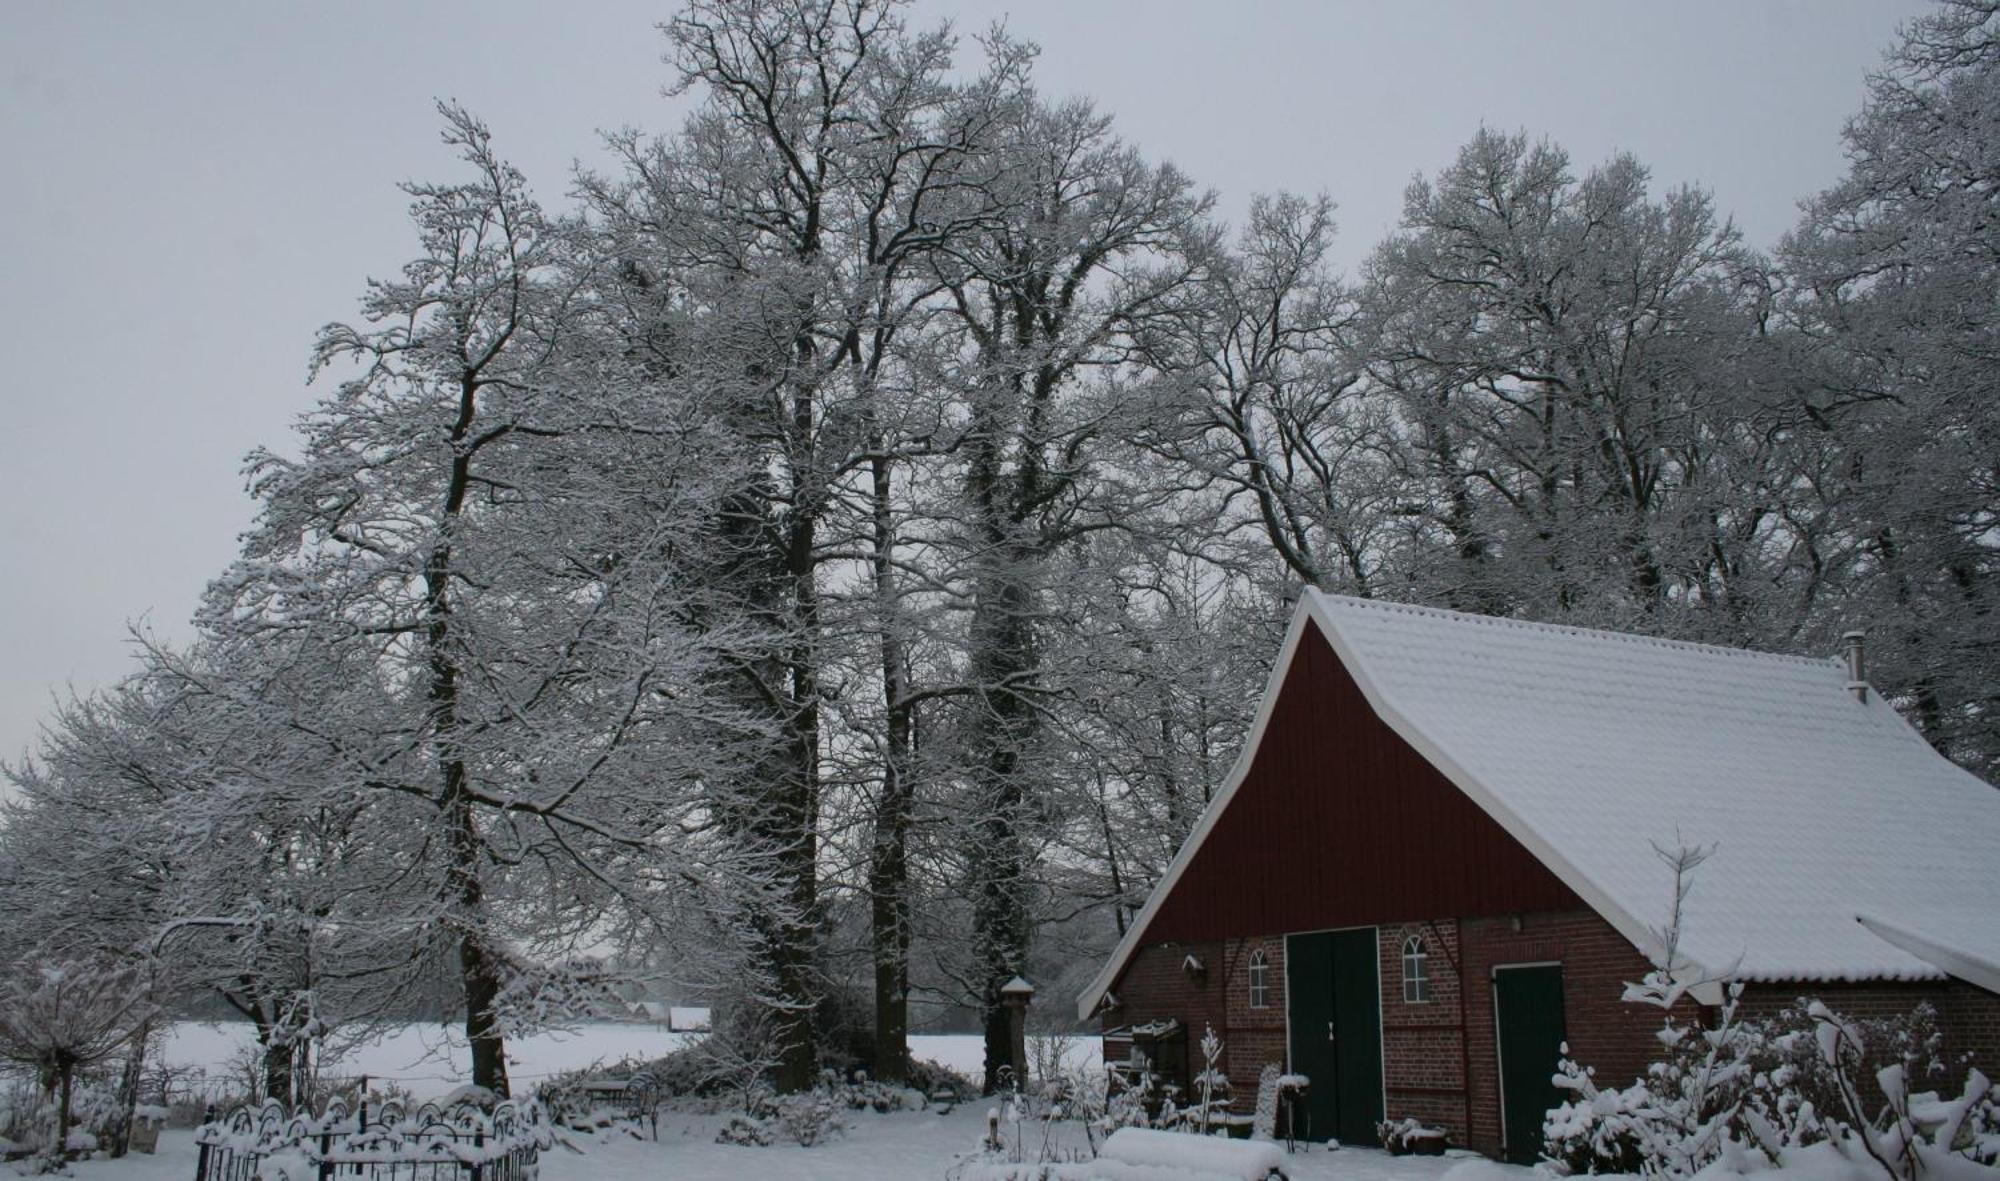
[1196,1024,1222,1136]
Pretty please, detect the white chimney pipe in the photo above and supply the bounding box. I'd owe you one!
[1842,631,1868,703]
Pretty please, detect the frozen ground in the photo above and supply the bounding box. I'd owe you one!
[57,1113,1507,1181]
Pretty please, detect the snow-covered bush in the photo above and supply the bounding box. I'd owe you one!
[710,1082,851,1147]
[1179,1024,1233,1135]
[773,1087,846,1146]
[1547,995,1995,1178]
[713,1110,772,1146]
[908,1056,977,1104]
[0,1074,41,1151]
[1544,845,1997,1178]
[1378,1116,1447,1155]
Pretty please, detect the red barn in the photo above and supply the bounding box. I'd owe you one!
[1076,591,2000,1162]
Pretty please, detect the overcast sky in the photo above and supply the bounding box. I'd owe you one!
[0,0,1927,769]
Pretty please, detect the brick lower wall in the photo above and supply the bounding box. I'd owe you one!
[1099,936,1285,1104]
[1456,909,1686,1156]
[1734,979,2000,1084]
[1378,920,1470,1144]
[1102,910,2000,1160]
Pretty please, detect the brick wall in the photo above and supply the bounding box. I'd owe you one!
[1101,939,1224,1095]
[1102,936,1287,1111]
[1105,912,2000,1160]
[1457,908,1679,1157]
[1219,935,1288,1101]
[1735,979,2000,1083]
[1378,920,1470,1145]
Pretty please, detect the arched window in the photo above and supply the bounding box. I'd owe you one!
[1247,949,1270,1008]
[1402,934,1431,1003]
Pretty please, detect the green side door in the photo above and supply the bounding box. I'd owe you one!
[1286,928,1384,1145]
[1494,964,1566,1165]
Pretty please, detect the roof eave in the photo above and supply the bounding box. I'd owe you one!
[1856,913,2000,995]
[1072,598,1319,1020]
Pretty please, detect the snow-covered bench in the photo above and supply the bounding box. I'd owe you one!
[1091,1127,1288,1181]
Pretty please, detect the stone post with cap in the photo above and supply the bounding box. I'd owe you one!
[999,976,1035,1089]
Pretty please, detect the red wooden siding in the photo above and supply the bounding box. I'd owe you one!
[1136,621,1580,947]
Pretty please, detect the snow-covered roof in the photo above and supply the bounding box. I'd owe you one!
[666,1006,711,1031]
[1077,591,2000,1019]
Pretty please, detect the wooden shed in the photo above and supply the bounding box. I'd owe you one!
[1076,591,2000,1162]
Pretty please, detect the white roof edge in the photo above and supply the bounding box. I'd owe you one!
[1073,601,1318,1020]
[1856,913,2000,995]
[1297,591,1684,979]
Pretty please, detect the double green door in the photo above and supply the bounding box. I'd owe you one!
[1286,928,1384,1145]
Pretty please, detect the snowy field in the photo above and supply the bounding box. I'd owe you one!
[152,1020,1100,1100]
[56,1116,1509,1181]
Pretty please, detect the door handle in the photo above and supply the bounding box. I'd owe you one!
[1326,1021,1336,1043]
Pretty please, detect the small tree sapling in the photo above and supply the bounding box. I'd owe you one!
[0,961,155,1170]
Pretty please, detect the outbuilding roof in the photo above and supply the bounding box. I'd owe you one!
[1077,591,2000,1019]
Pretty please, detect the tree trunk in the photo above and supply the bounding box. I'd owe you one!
[967,568,1038,1094]
[54,1057,75,1163]
[450,787,509,1097]
[109,1019,149,1157]
[427,363,509,1099]
[867,450,914,1085]
[262,1030,295,1109]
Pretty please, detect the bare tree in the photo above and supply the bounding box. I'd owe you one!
[1781,0,2000,774]
[923,75,1214,1089]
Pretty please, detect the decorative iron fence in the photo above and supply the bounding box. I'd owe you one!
[193,1097,544,1181]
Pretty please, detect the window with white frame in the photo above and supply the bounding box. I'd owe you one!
[1402,934,1431,1003]
[1247,949,1270,1008]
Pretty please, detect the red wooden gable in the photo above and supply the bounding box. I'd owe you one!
[1136,621,1580,947]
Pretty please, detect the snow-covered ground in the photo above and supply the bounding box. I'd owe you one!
[151,1021,1100,1100]
[54,1024,1488,1179]
[58,1113,1508,1181]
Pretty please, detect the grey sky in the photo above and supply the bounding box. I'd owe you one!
[0,0,1924,768]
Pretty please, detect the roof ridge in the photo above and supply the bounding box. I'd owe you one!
[1308,589,1839,671]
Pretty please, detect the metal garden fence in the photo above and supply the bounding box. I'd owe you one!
[192,1096,544,1181]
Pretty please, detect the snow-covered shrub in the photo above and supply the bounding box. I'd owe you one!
[1171,1024,1233,1136]
[725,1093,843,1147]
[828,1071,926,1113]
[0,1073,41,1150]
[533,1056,663,1129]
[710,1081,852,1148]
[1377,1116,1447,1155]
[1102,1078,1151,1136]
[713,1111,771,1146]
[772,1087,846,1145]
[1545,988,1995,1177]
[909,1055,977,1104]
[1546,843,1998,1178]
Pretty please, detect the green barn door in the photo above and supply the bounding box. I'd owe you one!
[1286,928,1384,1145]
[1286,932,1337,1143]
[1494,964,1566,1165]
